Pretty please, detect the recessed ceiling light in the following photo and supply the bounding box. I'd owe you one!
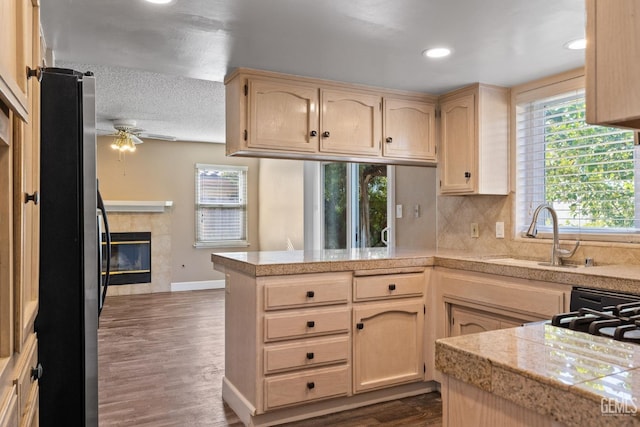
[423,47,451,59]
[564,38,586,50]
[145,0,173,4]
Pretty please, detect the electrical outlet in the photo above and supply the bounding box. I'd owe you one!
[496,222,505,239]
[470,223,479,238]
[396,204,403,218]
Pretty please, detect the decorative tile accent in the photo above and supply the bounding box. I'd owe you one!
[106,212,172,295]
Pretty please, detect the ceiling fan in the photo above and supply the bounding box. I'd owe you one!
[98,119,177,152]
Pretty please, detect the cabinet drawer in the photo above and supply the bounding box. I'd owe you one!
[264,336,349,374]
[264,365,349,410]
[13,334,37,420]
[264,307,349,342]
[263,273,351,310]
[353,272,424,301]
[0,386,18,427]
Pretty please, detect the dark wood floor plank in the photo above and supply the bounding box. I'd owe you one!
[98,289,442,426]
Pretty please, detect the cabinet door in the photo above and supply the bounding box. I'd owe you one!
[586,0,640,128]
[439,93,475,194]
[353,300,424,393]
[449,305,500,337]
[247,79,319,153]
[383,98,436,161]
[13,0,40,352]
[320,89,381,156]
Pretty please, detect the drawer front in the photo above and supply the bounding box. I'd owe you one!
[264,366,349,410]
[264,307,349,342]
[264,336,349,374]
[0,386,18,427]
[263,273,351,310]
[354,272,424,301]
[13,334,37,420]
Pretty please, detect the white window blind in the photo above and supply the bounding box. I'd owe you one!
[195,164,248,247]
[516,89,640,238]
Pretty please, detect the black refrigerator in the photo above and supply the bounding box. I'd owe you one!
[37,67,110,426]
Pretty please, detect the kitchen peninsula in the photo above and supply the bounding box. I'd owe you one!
[212,249,640,426]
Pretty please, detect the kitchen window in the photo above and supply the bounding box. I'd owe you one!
[194,164,248,248]
[516,85,640,241]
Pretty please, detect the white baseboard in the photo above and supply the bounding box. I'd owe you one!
[170,279,225,292]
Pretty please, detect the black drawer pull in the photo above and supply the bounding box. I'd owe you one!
[306,290,315,298]
[307,381,315,390]
[388,284,396,291]
[356,322,364,330]
[306,352,314,360]
[306,321,315,328]
[310,130,318,137]
[31,363,43,381]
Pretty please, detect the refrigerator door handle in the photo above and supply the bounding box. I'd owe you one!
[97,189,111,315]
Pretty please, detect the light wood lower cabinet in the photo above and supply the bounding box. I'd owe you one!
[222,268,432,425]
[449,305,521,337]
[353,299,424,393]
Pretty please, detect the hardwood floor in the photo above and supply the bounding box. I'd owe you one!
[98,289,442,426]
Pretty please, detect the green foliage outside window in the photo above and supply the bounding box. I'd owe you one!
[543,101,636,229]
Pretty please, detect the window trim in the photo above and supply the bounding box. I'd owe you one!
[194,163,249,248]
[512,70,640,243]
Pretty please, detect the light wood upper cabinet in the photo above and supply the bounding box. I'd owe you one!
[586,0,640,129]
[438,83,509,195]
[319,89,381,157]
[0,1,41,425]
[353,299,424,393]
[383,98,436,161]
[247,78,319,153]
[225,68,437,165]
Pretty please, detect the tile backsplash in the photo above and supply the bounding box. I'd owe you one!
[436,193,640,266]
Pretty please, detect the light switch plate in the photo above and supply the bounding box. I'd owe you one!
[471,223,479,238]
[396,204,403,218]
[496,222,505,239]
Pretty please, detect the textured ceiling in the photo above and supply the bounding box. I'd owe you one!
[58,61,226,143]
[40,0,586,144]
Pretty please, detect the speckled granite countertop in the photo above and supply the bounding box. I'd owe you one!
[211,249,640,294]
[211,248,435,277]
[436,323,640,427]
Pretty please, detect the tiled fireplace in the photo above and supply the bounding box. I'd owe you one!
[104,201,172,296]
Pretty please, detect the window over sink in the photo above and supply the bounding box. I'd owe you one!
[516,80,639,242]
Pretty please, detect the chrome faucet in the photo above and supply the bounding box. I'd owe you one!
[525,203,579,266]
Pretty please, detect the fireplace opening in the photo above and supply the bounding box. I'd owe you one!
[102,232,151,285]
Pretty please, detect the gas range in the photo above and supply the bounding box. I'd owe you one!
[551,287,640,343]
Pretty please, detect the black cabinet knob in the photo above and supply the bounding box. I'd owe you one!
[322,131,330,138]
[307,381,315,390]
[306,352,315,360]
[31,363,43,381]
[356,322,364,330]
[26,66,42,81]
[310,130,318,137]
[306,320,315,328]
[464,172,471,179]
[25,191,39,205]
[388,284,396,291]
[386,137,393,143]
[306,290,315,298]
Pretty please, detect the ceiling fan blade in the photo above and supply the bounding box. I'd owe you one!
[137,132,177,141]
[130,134,144,145]
[97,128,116,136]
